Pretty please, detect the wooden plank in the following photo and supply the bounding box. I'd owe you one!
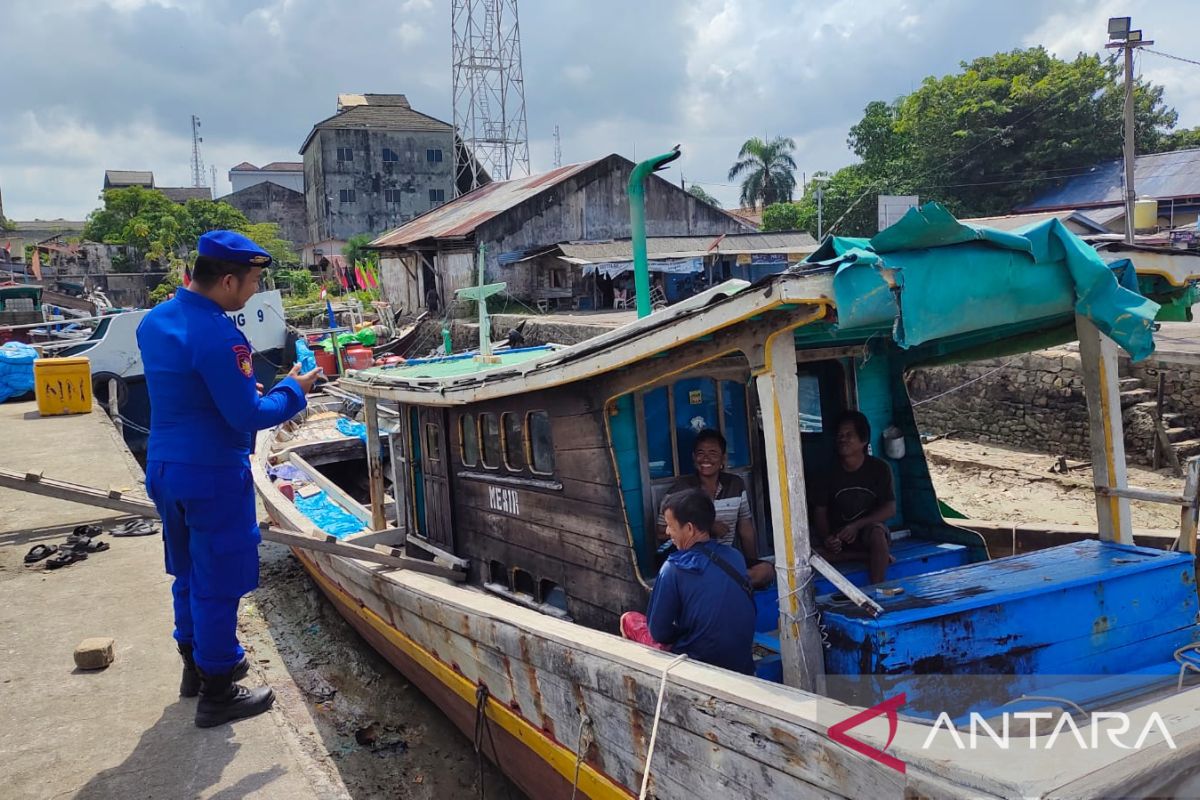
[287,452,372,523]
[809,553,884,616]
[260,524,464,580]
[1181,457,1200,555]
[753,331,825,693]
[1075,314,1133,544]
[1153,414,1184,477]
[1095,484,1195,507]
[405,532,471,571]
[0,466,158,517]
[364,395,388,531]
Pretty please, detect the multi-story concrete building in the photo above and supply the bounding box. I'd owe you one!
[299,94,464,264]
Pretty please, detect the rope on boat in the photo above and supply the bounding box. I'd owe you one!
[116,414,151,435]
[569,712,594,800]
[911,358,1020,407]
[639,653,688,800]
[472,684,513,800]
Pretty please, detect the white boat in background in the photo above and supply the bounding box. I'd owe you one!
[53,290,290,450]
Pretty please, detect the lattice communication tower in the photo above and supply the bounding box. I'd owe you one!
[452,0,530,192]
[190,115,206,188]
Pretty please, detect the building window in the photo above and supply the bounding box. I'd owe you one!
[527,411,554,475]
[382,147,399,163]
[459,413,478,466]
[339,189,356,203]
[480,413,501,469]
[384,188,402,204]
[428,189,445,204]
[336,147,353,162]
[502,412,525,471]
[426,148,443,163]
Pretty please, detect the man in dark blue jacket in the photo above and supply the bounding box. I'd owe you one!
[622,490,756,674]
[138,230,320,727]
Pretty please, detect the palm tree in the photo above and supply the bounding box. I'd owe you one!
[727,136,798,209]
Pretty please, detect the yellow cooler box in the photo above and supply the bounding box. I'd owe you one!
[34,357,93,416]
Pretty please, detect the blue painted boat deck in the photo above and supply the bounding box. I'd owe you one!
[812,536,970,596]
[751,541,1200,718]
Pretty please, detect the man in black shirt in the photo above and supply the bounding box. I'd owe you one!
[813,410,896,585]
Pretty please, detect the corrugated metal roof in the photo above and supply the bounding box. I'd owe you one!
[300,103,452,154]
[159,187,213,203]
[1020,148,1200,211]
[553,231,817,262]
[230,162,259,172]
[369,160,601,248]
[260,161,303,172]
[959,209,1109,234]
[104,170,153,186]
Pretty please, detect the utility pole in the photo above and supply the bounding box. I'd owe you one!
[553,123,562,168]
[1105,17,1152,245]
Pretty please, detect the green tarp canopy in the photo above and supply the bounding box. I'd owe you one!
[804,203,1160,361]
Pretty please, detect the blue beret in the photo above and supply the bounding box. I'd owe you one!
[197,230,272,267]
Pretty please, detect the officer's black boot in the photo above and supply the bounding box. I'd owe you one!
[194,669,274,728]
[179,643,250,698]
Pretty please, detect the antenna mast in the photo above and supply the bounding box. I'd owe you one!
[451,0,530,192]
[553,124,562,168]
[190,115,206,188]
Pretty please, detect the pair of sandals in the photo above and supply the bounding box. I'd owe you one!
[26,524,111,570]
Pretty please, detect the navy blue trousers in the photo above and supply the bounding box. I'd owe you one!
[145,460,261,675]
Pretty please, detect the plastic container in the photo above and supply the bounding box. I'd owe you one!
[344,346,374,371]
[34,356,93,416]
[314,348,338,376]
[882,425,906,459]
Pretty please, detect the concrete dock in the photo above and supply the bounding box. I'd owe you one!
[0,400,343,799]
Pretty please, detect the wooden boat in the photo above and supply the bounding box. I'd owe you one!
[254,203,1200,799]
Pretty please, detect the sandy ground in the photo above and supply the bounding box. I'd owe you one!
[924,437,1185,530]
[242,542,520,800]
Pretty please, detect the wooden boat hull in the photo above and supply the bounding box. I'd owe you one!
[256,421,1200,800]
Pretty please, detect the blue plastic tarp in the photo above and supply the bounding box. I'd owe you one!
[0,342,38,402]
[804,203,1160,360]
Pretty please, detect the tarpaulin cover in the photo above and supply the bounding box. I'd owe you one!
[295,490,367,539]
[803,203,1160,360]
[0,342,38,402]
[336,417,367,441]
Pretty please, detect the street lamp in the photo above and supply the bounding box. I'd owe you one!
[1105,16,1153,244]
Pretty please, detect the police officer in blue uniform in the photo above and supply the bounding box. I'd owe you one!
[137,231,320,728]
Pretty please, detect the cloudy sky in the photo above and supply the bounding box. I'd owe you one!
[2,0,1197,221]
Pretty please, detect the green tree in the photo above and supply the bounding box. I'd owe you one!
[761,202,804,231]
[686,185,722,207]
[343,233,378,269]
[787,166,887,238]
[1162,126,1200,152]
[846,48,1180,218]
[242,222,297,267]
[727,136,798,208]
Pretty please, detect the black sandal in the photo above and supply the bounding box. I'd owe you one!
[71,538,110,554]
[24,544,58,564]
[45,550,88,569]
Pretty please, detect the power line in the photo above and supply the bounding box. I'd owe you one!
[1144,48,1200,68]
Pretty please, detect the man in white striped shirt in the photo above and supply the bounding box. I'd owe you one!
[656,429,773,588]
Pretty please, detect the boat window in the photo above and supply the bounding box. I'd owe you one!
[425,423,441,463]
[673,377,718,471]
[798,373,823,433]
[480,413,502,469]
[527,411,555,475]
[540,579,568,612]
[512,567,536,598]
[720,380,751,468]
[488,560,509,588]
[459,413,478,466]
[643,387,674,479]
[502,412,526,471]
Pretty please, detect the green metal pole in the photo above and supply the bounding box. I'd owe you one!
[627,146,682,318]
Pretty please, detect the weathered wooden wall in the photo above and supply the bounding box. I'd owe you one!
[448,381,647,631]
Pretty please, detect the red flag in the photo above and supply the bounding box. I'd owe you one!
[365,262,379,289]
[30,248,42,280]
[355,262,368,290]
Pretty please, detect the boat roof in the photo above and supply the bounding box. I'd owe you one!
[343,204,1200,406]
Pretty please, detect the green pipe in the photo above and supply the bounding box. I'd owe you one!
[627,145,682,318]
[442,327,452,355]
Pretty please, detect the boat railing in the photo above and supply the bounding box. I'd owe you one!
[1095,455,1200,553]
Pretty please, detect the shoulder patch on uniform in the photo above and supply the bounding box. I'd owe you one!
[232,344,253,378]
